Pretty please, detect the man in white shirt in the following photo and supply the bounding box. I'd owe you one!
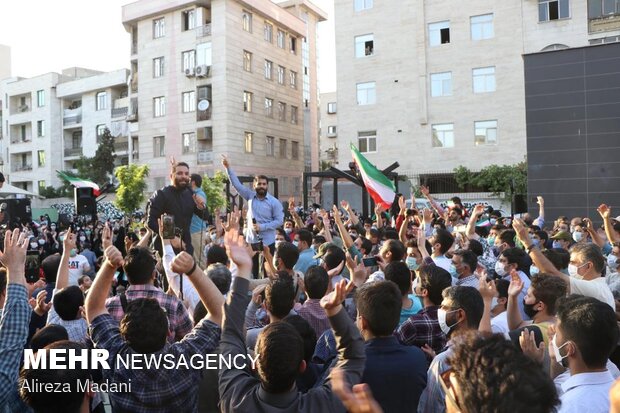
[551,295,618,413]
[67,247,91,286]
[428,228,454,272]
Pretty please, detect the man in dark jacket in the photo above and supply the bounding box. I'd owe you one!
[147,162,195,255]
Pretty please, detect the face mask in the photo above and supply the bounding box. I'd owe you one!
[551,335,570,367]
[449,264,459,279]
[79,236,86,242]
[572,232,583,242]
[406,256,419,271]
[50,225,56,230]
[30,242,38,249]
[608,255,619,270]
[85,230,91,236]
[437,308,461,336]
[494,260,507,277]
[552,240,562,249]
[293,241,299,247]
[487,237,495,248]
[530,237,540,247]
[70,249,77,257]
[523,299,539,319]
[284,228,293,235]
[275,240,283,248]
[490,218,497,225]
[490,297,499,309]
[530,265,540,276]
[567,263,586,279]
[38,239,45,245]
[59,235,65,242]
[349,232,358,240]
[210,233,218,242]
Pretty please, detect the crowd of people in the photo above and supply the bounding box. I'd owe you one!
[2,156,620,413]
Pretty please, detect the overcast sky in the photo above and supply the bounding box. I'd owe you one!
[0,0,336,91]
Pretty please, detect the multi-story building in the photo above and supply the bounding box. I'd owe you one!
[319,91,338,168]
[0,68,131,193]
[333,0,620,190]
[122,0,326,198]
[0,44,11,81]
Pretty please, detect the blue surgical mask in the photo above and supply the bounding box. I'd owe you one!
[487,236,495,247]
[449,264,459,279]
[531,238,540,247]
[572,232,583,243]
[530,265,540,276]
[608,254,619,270]
[552,240,562,249]
[406,256,419,271]
[490,218,497,225]
[293,241,299,247]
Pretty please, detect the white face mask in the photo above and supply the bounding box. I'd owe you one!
[572,232,583,242]
[210,233,218,242]
[275,240,283,248]
[494,260,507,277]
[608,255,619,270]
[530,265,540,276]
[437,308,460,336]
[490,297,499,309]
[567,262,587,279]
[30,242,38,249]
[79,236,86,242]
[551,335,570,366]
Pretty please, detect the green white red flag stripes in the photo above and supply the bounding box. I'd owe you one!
[57,171,101,196]
[350,144,396,210]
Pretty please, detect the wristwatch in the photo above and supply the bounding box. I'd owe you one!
[185,259,197,276]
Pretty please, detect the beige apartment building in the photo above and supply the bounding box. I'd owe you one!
[122,0,326,198]
[319,91,338,168]
[332,0,620,184]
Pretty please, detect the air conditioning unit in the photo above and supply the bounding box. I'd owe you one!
[18,104,29,112]
[196,65,211,77]
[185,68,195,77]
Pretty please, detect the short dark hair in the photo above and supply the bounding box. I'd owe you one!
[123,246,156,284]
[254,174,269,183]
[495,279,509,299]
[501,248,528,271]
[172,161,190,173]
[30,324,69,352]
[296,229,313,246]
[541,249,564,271]
[255,322,304,393]
[550,248,570,270]
[120,298,168,353]
[193,301,207,326]
[449,332,559,413]
[557,295,619,368]
[498,230,516,248]
[355,281,402,336]
[19,341,92,413]
[418,264,452,306]
[53,286,84,321]
[432,228,454,255]
[323,246,345,271]
[265,277,295,319]
[41,254,61,283]
[206,263,232,295]
[383,229,399,240]
[283,315,317,362]
[531,274,567,315]
[383,239,406,262]
[206,244,228,266]
[190,173,202,187]
[468,239,484,257]
[454,249,478,274]
[570,243,605,273]
[384,261,412,297]
[359,238,373,255]
[442,286,484,329]
[535,230,548,243]
[77,275,90,286]
[304,266,329,299]
[275,242,299,270]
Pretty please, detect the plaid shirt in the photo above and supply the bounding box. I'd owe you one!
[394,306,447,354]
[0,285,34,413]
[455,274,479,289]
[47,289,89,343]
[105,284,192,342]
[90,313,221,413]
[297,298,331,338]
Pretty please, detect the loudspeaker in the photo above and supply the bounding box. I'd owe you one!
[512,194,528,214]
[75,187,97,215]
[2,198,32,226]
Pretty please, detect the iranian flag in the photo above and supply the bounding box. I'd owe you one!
[57,171,101,196]
[350,144,396,210]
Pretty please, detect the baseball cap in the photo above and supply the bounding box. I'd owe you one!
[550,231,571,241]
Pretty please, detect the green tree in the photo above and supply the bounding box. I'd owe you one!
[453,161,527,201]
[202,171,228,213]
[114,164,149,214]
[90,128,117,186]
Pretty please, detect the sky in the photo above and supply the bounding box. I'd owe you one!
[0,0,336,92]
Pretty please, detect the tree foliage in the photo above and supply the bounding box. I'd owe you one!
[453,161,527,200]
[74,128,117,186]
[201,171,228,213]
[114,164,149,214]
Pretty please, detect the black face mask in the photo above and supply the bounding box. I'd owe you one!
[523,300,539,319]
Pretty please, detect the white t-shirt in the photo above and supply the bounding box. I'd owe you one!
[570,276,615,309]
[432,255,452,272]
[68,254,90,286]
[490,311,510,337]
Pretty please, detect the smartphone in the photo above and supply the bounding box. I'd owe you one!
[25,251,40,283]
[162,214,175,239]
[251,241,263,252]
[362,257,378,267]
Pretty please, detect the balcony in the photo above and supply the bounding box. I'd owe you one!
[114,141,129,153]
[11,164,32,172]
[589,13,620,33]
[64,147,83,157]
[10,137,31,144]
[196,24,211,38]
[197,151,213,164]
[127,97,138,122]
[112,97,129,118]
[63,108,82,126]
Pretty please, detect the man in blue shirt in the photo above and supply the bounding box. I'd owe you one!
[190,173,208,269]
[293,229,318,275]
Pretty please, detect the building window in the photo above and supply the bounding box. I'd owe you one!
[355,0,373,11]
[96,124,106,139]
[327,125,337,135]
[196,42,212,66]
[358,131,376,153]
[589,0,620,18]
[37,120,45,137]
[37,150,45,167]
[182,9,196,31]
[242,11,252,32]
[244,91,253,112]
[278,102,286,121]
[356,82,376,105]
[430,72,452,97]
[153,57,164,78]
[182,132,196,153]
[153,96,166,117]
[36,90,45,107]
[291,106,298,124]
[96,92,107,110]
[539,0,570,21]
[266,136,275,156]
[182,91,196,113]
[429,21,450,46]
[291,141,299,159]
[153,17,165,38]
[277,66,285,85]
[265,97,273,117]
[432,123,454,148]
[182,50,196,72]
[153,136,165,157]
[355,34,374,57]
[470,14,494,40]
[243,50,252,72]
[475,120,498,145]
[280,139,287,158]
[289,71,297,88]
[264,22,273,42]
[277,30,286,48]
[72,131,82,148]
[38,181,46,192]
[472,66,496,93]
[244,131,253,153]
[290,37,297,54]
[264,60,273,80]
[327,102,337,114]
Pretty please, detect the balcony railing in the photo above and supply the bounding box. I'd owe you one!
[63,108,82,126]
[196,24,212,38]
[10,137,31,144]
[11,164,32,172]
[111,107,128,118]
[114,141,129,152]
[64,147,83,157]
[197,151,213,164]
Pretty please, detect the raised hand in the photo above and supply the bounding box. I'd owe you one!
[63,227,76,251]
[101,222,113,251]
[583,218,594,231]
[0,229,28,277]
[340,200,350,211]
[398,195,406,214]
[252,284,267,306]
[512,218,530,246]
[288,197,295,211]
[520,328,545,365]
[472,204,485,217]
[223,206,241,232]
[331,368,384,413]
[320,279,354,316]
[422,208,433,223]
[171,251,196,274]
[536,196,544,206]
[224,228,252,273]
[221,154,230,169]
[31,290,52,316]
[507,269,524,297]
[345,254,368,287]
[598,204,611,220]
[104,246,124,268]
[479,276,497,302]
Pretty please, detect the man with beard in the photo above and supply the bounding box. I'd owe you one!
[147,162,196,255]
